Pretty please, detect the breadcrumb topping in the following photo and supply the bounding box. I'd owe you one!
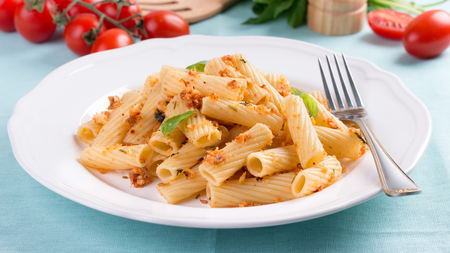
[349,127,361,135]
[238,172,246,184]
[205,148,227,165]
[219,68,232,77]
[235,132,252,144]
[127,107,142,125]
[227,80,239,90]
[208,93,219,100]
[129,167,152,188]
[200,199,209,204]
[239,201,260,207]
[184,168,198,180]
[188,70,200,77]
[221,55,233,66]
[327,118,339,129]
[107,96,122,109]
[93,111,110,125]
[180,87,203,109]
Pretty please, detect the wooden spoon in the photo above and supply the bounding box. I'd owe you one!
[137,0,240,23]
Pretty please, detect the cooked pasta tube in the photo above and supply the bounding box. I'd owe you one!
[206,172,296,208]
[281,95,326,169]
[246,146,299,177]
[157,164,207,204]
[204,57,241,78]
[201,96,283,134]
[156,127,229,182]
[229,54,283,109]
[264,73,293,97]
[219,125,249,148]
[123,82,162,144]
[140,72,159,100]
[315,126,364,160]
[79,144,154,170]
[92,91,143,147]
[149,127,186,156]
[292,156,342,198]
[244,81,271,104]
[199,123,273,187]
[166,94,221,147]
[146,154,167,177]
[160,65,189,81]
[161,70,247,101]
[77,119,103,146]
[310,90,329,109]
[314,97,348,131]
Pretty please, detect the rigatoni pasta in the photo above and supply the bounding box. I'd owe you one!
[76,53,367,208]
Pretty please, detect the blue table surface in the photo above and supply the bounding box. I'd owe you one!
[2,0,450,252]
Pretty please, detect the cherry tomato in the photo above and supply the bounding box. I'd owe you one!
[91,28,132,53]
[56,0,101,18]
[368,9,413,40]
[96,0,140,30]
[63,13,106,56]
[14,0,57,43]
[403,10,450,58]
[141,10,189,40]
[0,0,22,32]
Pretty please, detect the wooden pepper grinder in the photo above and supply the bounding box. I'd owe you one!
[307,0,367,35]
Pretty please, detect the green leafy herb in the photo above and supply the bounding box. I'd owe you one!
[195,194,200,199]
[119,149,127,154]
[290,87,318,118]
[296,163,301,167]
[161,111,194,137]
[165,101,169,105]
[240,58,247,63]
[228,105,238,112]
[186,60,209,72]
[205,145,216,150]
[174,101,177,110]
[155,109,165,123]
[176,169,183,176]
[240,101,250,106]
[292,176,296,183]
[355,133,367,144]
[122,176,128,179]
[245,0,442,28]
[170,152,179,157]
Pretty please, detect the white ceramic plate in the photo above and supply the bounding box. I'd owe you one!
[8,35,431,228]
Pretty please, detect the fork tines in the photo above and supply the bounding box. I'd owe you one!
[318,54,364,113]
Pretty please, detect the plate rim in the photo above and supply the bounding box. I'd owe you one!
[7,35,432,228]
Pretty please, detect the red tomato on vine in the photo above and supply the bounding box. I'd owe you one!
[14,0,57,43]
[96,0,140,30]
[56,0,101,18]
[91,28,133,53]
[64,13,106,56]
[0,0,22,32]
[140,10,190,40]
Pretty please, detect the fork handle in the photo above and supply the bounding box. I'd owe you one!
[355,118,422,197]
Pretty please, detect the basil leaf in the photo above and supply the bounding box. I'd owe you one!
[244,1,278,24]
[287,0,307,28]
[161,111,193,137]
[290,87,318,118]
[253,0,272,4]
[252,3,267,15]
[186,61,208,72]
[274,0,294,18]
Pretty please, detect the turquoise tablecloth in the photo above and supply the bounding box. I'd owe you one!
[2,1,450,252]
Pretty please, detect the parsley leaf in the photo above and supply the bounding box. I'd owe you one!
[240,101,250,106]
[228,105,238,112]
[290,87,318,118]
[176,169,183,176]
[119,149,127,154]
[155,109,165,123]
[186,60,209,72]
[161,111,193,137]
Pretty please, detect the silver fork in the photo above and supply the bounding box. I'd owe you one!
[318,54,422,197]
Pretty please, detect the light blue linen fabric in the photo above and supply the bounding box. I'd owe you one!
[1,1,450,252]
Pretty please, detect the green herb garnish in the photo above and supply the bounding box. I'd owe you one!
[155,109,165,123]
[122,176,128,179]
[240,101,250,106]
[161,111,193,137]
[355,133,367,144]
[119,149,127,154]
[240,58,247,63]
[174,101,177,110]
[176,169,183,176]
[290,87,318,118]
[205,145,216,150]
[195,194,200,199]
[186,60,209,72]
[228,105,238,112]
